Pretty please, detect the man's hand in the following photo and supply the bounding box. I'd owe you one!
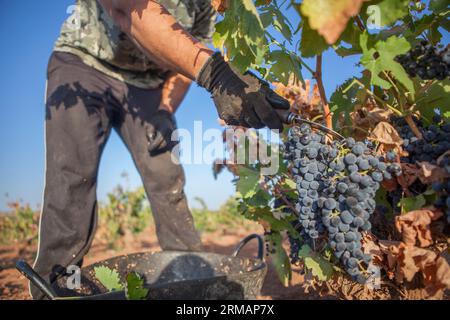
[196,53,290,130]
[146,109,177,155]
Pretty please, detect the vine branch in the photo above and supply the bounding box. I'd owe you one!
[314,54,333,130]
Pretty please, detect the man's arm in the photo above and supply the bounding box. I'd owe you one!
[98,0,213,79]
[98,0,290,130]
[159,72,191,113]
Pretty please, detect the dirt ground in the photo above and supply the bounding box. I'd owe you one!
[0,224,325,300]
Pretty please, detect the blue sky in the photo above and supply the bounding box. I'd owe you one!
[0,1,420,211]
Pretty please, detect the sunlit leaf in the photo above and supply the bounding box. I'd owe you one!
[94,266,123,292]
[360,33,414,94]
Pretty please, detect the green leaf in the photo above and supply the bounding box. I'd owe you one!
[245,187,271,207]
[423,189,439,205]
[260,11,273,28]
[362,0,410,28]
[375,187,393,219]
[330,77,359,128]
[242,0,263,26]
[94,266,123,292]
[360,32,414,94]
[266,50,303,85]
[298,11,329,58]
[298,245,333,281]
[272,7,293,43]
[230,37,255,72]
[267,232,291,286]
[399,194,426,213]
[214,0,267,72]
[125,272,149,300]
[429,0,449,13]
[212,18,232,50]
[236,166,261,198]
[335,22,362,57]
[339,22,361,47]
[414,79,450,122]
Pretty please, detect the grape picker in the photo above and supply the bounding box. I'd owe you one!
[31,0,289,299]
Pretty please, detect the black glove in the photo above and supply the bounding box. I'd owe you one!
[196,52,290,130]
[146,109,178,155]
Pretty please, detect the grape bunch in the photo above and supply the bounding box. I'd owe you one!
[391,115,450,164]
[432,154,450,224]
[395,41,449,80]
[283,124,388,283]
[389,115,450,216]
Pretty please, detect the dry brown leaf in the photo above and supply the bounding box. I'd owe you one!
[400,245,437,282]
[378,240,402,279]
[396,163,419,190]
[349,104,394,140]
[399,246,450,299]
[395,209,443,247]
[365,239,450,298]
[350,106,393,129]
[301,0,366,44]
[428,256,450,298]
[361,233,385,266]
[369,121,404,150]
[381,178,398,192]
[274,79,322,120]
[211,0,230,13]
[417,161,450,184]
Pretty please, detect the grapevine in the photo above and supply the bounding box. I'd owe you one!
[212,0,450,299]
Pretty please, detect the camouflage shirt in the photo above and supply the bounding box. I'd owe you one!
[54,0,216,89]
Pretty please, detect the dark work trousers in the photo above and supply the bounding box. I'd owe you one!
[30,52,202,299]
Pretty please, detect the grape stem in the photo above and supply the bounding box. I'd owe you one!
[404,114,423,139]
[314,54,333,130]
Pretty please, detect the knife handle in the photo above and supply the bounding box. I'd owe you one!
[275,109,296,124]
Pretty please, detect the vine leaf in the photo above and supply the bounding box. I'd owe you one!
[428,0,449,13]
[361,0,410,28]
[399,195,426,214]
[94,266,123,292]
[395,209,443,247]
[212,0,267,72]
[375,188,393,219]
[368,121,404,149]
[236,166,260,198]
[267,50,303,85]
[360,33,415,94]
[414,80,450,123]
[267,232,291,286]
[298,11,329,58]
[329,77,359,128]
[335,23,363,57]
[298,245,333,281]
[241,0,264,43]
[301,0,364,44]
[125,272,149,300]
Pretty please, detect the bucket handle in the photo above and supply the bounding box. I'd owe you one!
[232,234,264,261]
[16,260,56,300]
